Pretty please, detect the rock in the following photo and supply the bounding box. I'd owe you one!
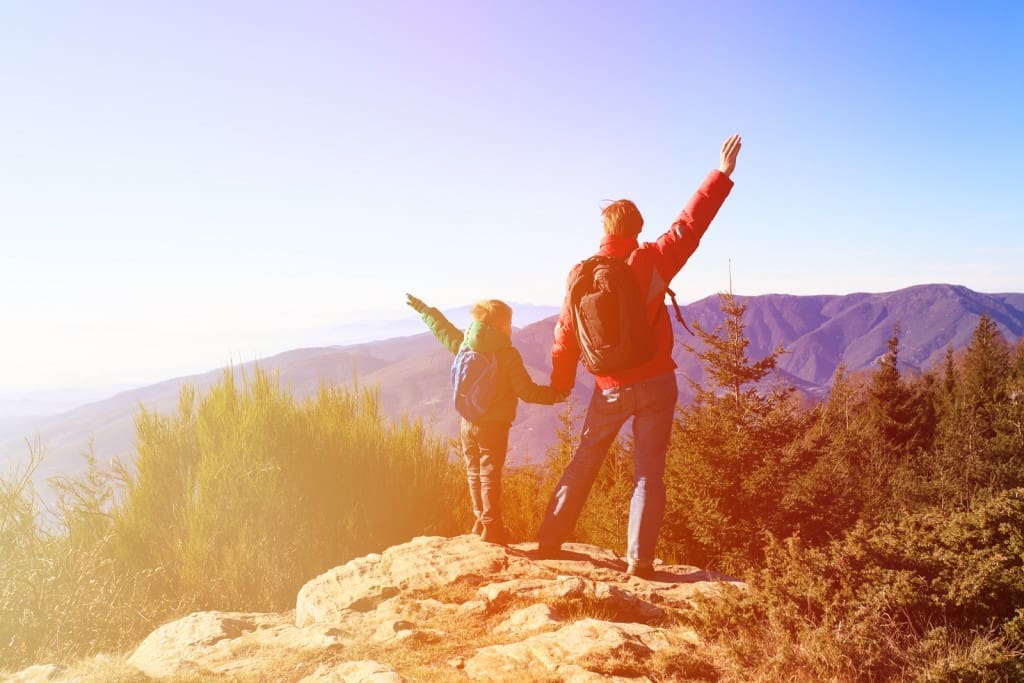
[300,659,406,682]
[464,618,670,680]
[2,664,66,682]
[558,664,649,682]
[476,577,553,603]
[20,535,740,681]
[370,619,416,643]
[127,610,348,679]
[458,599,489,617]
[493,603,558,635]
[297,535,528,627]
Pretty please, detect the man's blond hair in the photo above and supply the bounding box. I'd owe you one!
[602,199,644,236]
[470,299,513,328]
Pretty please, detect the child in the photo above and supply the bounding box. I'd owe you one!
[406,293,565,544]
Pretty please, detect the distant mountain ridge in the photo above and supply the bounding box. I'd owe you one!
[3,284,1023,491]
[686,284,1024,387]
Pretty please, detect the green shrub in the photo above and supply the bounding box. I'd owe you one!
[1,369,470,670]
[0,446,179,670]
[688,489,1024,681]
[113,369,468,610]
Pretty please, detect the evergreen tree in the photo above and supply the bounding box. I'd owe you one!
[692,292,782,413]
[1008,339,1024,443]
[926,316,1024,508]
[961,314,1011,439]
[788,364,873,541]
[866,325,935,457]
[943,345,958,400]
[663,292,807,573]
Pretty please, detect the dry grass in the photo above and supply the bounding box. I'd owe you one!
[572,624,720,682]
[54,655,153,682]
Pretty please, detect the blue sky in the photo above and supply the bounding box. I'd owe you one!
[1,1,1022,392]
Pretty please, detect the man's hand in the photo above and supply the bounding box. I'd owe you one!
[406,293,429,314]
[719,134,742,177]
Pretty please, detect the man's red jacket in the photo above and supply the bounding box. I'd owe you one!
[550,169,735,393]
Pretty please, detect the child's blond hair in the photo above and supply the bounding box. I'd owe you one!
[470,299,513,329]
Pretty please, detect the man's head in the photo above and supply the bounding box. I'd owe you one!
[470,299,513,337]
[602,199,643,237]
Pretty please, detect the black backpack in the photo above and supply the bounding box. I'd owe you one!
[568,255,692,375]
[568,255,655,374]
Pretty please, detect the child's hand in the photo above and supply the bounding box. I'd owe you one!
[406,293,429,314]
[554,390,570,403]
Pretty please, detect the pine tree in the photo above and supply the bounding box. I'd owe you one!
[1009,339,1024,443]
[789,364,873,541]
[689,292,783,413]
[961,314,1011,438]
[663,292,807,573]
[866,325,935,457]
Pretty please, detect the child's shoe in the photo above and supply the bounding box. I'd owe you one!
[480,525,509,545]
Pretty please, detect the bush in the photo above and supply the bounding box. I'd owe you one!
[1,369,470,670]
[0,446,178,670]
[113,368,469,610]
[688,489,1024,681]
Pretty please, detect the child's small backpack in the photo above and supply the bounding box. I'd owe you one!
[568,255,655,374]
[451,345,499,422]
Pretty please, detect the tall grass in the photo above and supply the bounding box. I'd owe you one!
[115,368,470,610]
[1,369,470,670]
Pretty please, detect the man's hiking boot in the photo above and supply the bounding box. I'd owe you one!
[533,544,561,560]
[626,562,655,580]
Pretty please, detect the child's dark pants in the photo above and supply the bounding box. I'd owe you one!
[460,418,510,541]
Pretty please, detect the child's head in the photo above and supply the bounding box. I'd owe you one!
[602,199,644,237]
[471,299,513,337]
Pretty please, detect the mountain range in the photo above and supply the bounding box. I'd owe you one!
[4,284,1023,494]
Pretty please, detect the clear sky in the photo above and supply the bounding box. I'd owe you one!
[1,1,1022,393]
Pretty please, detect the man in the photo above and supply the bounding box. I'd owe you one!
[536,134,742,577]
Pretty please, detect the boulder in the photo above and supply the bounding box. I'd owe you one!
[14,535,740,681]
[464,618,670,680]
[127,610,348,679]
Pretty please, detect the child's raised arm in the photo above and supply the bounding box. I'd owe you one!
[407,293,463,354]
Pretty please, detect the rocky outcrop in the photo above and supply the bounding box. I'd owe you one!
[11,536,741,681]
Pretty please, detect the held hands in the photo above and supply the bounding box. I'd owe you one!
[719,134,742,177]
[406,293,429,315]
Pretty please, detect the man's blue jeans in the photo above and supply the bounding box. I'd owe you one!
[537,371,678,566]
